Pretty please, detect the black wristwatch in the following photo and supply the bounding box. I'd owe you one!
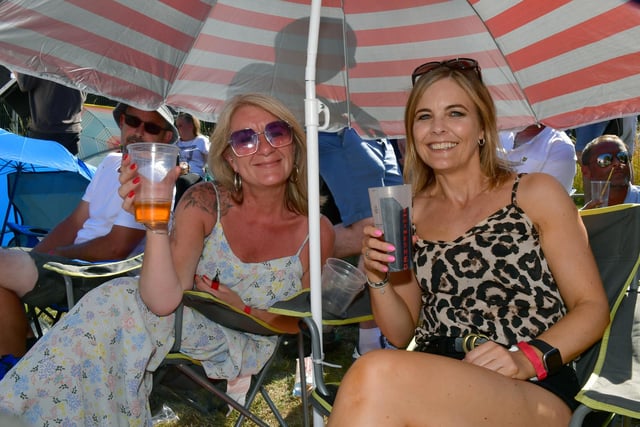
[529,339,563,376]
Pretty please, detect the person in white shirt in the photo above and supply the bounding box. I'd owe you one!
[175,112,210,178]
[0,103,178,363]
[499,124,576,193]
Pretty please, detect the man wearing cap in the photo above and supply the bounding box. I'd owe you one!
[0,104,178,373]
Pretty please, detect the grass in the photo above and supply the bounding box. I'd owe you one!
[150,324,358,426]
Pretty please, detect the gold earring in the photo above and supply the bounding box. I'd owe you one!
[234,172,242,192]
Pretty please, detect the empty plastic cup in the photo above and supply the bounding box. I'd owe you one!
[322,258,366,317]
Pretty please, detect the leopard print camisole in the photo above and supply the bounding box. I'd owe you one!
[412,174,566,349]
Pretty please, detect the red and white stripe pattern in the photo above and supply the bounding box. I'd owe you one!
[1,0,639,137]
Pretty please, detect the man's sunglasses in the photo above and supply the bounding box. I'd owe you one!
[411,58,482,86]
[123,113,167,135]
[228,120,293,157]
[595,151,629,168]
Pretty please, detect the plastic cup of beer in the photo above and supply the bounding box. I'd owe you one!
[127,142,180,227]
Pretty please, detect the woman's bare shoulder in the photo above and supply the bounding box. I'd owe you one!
[516,173,577,222]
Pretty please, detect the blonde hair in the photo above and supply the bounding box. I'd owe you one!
[208,93,308,215]
[403,66,511,194]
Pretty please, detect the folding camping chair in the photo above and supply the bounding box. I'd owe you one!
[569,203,640,426]
[267,287,375,419]
[3,170,90,247]
[40,257,310,426]
[154,290,311,427]
[26,253,144,337]
[22,172,203,335]
[298,204,640,425]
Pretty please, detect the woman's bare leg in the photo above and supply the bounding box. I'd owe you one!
[328,350,571,427]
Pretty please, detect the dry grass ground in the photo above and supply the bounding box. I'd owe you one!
[150,324,358,426]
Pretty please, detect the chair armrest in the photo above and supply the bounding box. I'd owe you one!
[183,290,287,336]
[268,288,374,326]
[42,253,144,279]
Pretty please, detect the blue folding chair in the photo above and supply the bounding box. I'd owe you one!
[4,170,90,247]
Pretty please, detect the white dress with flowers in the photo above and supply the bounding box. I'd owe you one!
[0,193,306,426]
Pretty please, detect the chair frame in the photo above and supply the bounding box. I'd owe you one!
[37,257,311,425]
[154,300,310,427]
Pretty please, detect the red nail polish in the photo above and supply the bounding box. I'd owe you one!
[129,163,136,170]
[133,176,140,184]
[123,154,129,162]
[127,190,135,198]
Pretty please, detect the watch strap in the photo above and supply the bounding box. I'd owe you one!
[528,339,562,376]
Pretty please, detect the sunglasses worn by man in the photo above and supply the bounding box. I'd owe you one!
[411,57,482,86]
[228,120,293,157]
[594,151,629,168]
[123,113,169,135]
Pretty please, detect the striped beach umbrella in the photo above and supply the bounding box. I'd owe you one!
[1,0,639,138]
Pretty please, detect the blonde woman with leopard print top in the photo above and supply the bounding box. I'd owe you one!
[329,59,609,427]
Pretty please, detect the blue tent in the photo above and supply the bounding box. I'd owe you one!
[0,128,95,245]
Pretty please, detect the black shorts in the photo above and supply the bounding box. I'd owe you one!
[21,251,134,308]
[416,339,580,411]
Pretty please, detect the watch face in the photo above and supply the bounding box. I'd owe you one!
[543,348,563,374]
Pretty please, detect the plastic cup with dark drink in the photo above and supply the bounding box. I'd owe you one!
[368,184,413,271]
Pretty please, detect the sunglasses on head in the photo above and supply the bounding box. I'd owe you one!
[411,58,482,86]
[595,151,629,168]
[123,113,167,135]
[228,120,293,157]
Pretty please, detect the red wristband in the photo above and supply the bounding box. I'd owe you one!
[243,305,252,315]
[516,341,547,380]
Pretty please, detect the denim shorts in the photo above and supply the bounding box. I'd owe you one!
[318,128,403,226]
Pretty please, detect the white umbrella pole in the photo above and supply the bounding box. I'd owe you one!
[305,0,324,425]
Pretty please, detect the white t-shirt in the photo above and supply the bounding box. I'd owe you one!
[177,135,210,177]
[75,153,144,246]
[499,127,577,193]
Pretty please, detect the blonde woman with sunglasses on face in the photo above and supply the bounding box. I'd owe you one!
[0,93,335,425]
[328,59,609,426]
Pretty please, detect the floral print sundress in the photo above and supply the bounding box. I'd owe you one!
[0,184,306,426]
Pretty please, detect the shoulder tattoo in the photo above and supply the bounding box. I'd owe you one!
[181,183,216,216]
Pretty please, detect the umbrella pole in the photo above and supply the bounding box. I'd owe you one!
[305,1,325,426]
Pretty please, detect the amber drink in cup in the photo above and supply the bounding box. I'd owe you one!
[127,142,179,227]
